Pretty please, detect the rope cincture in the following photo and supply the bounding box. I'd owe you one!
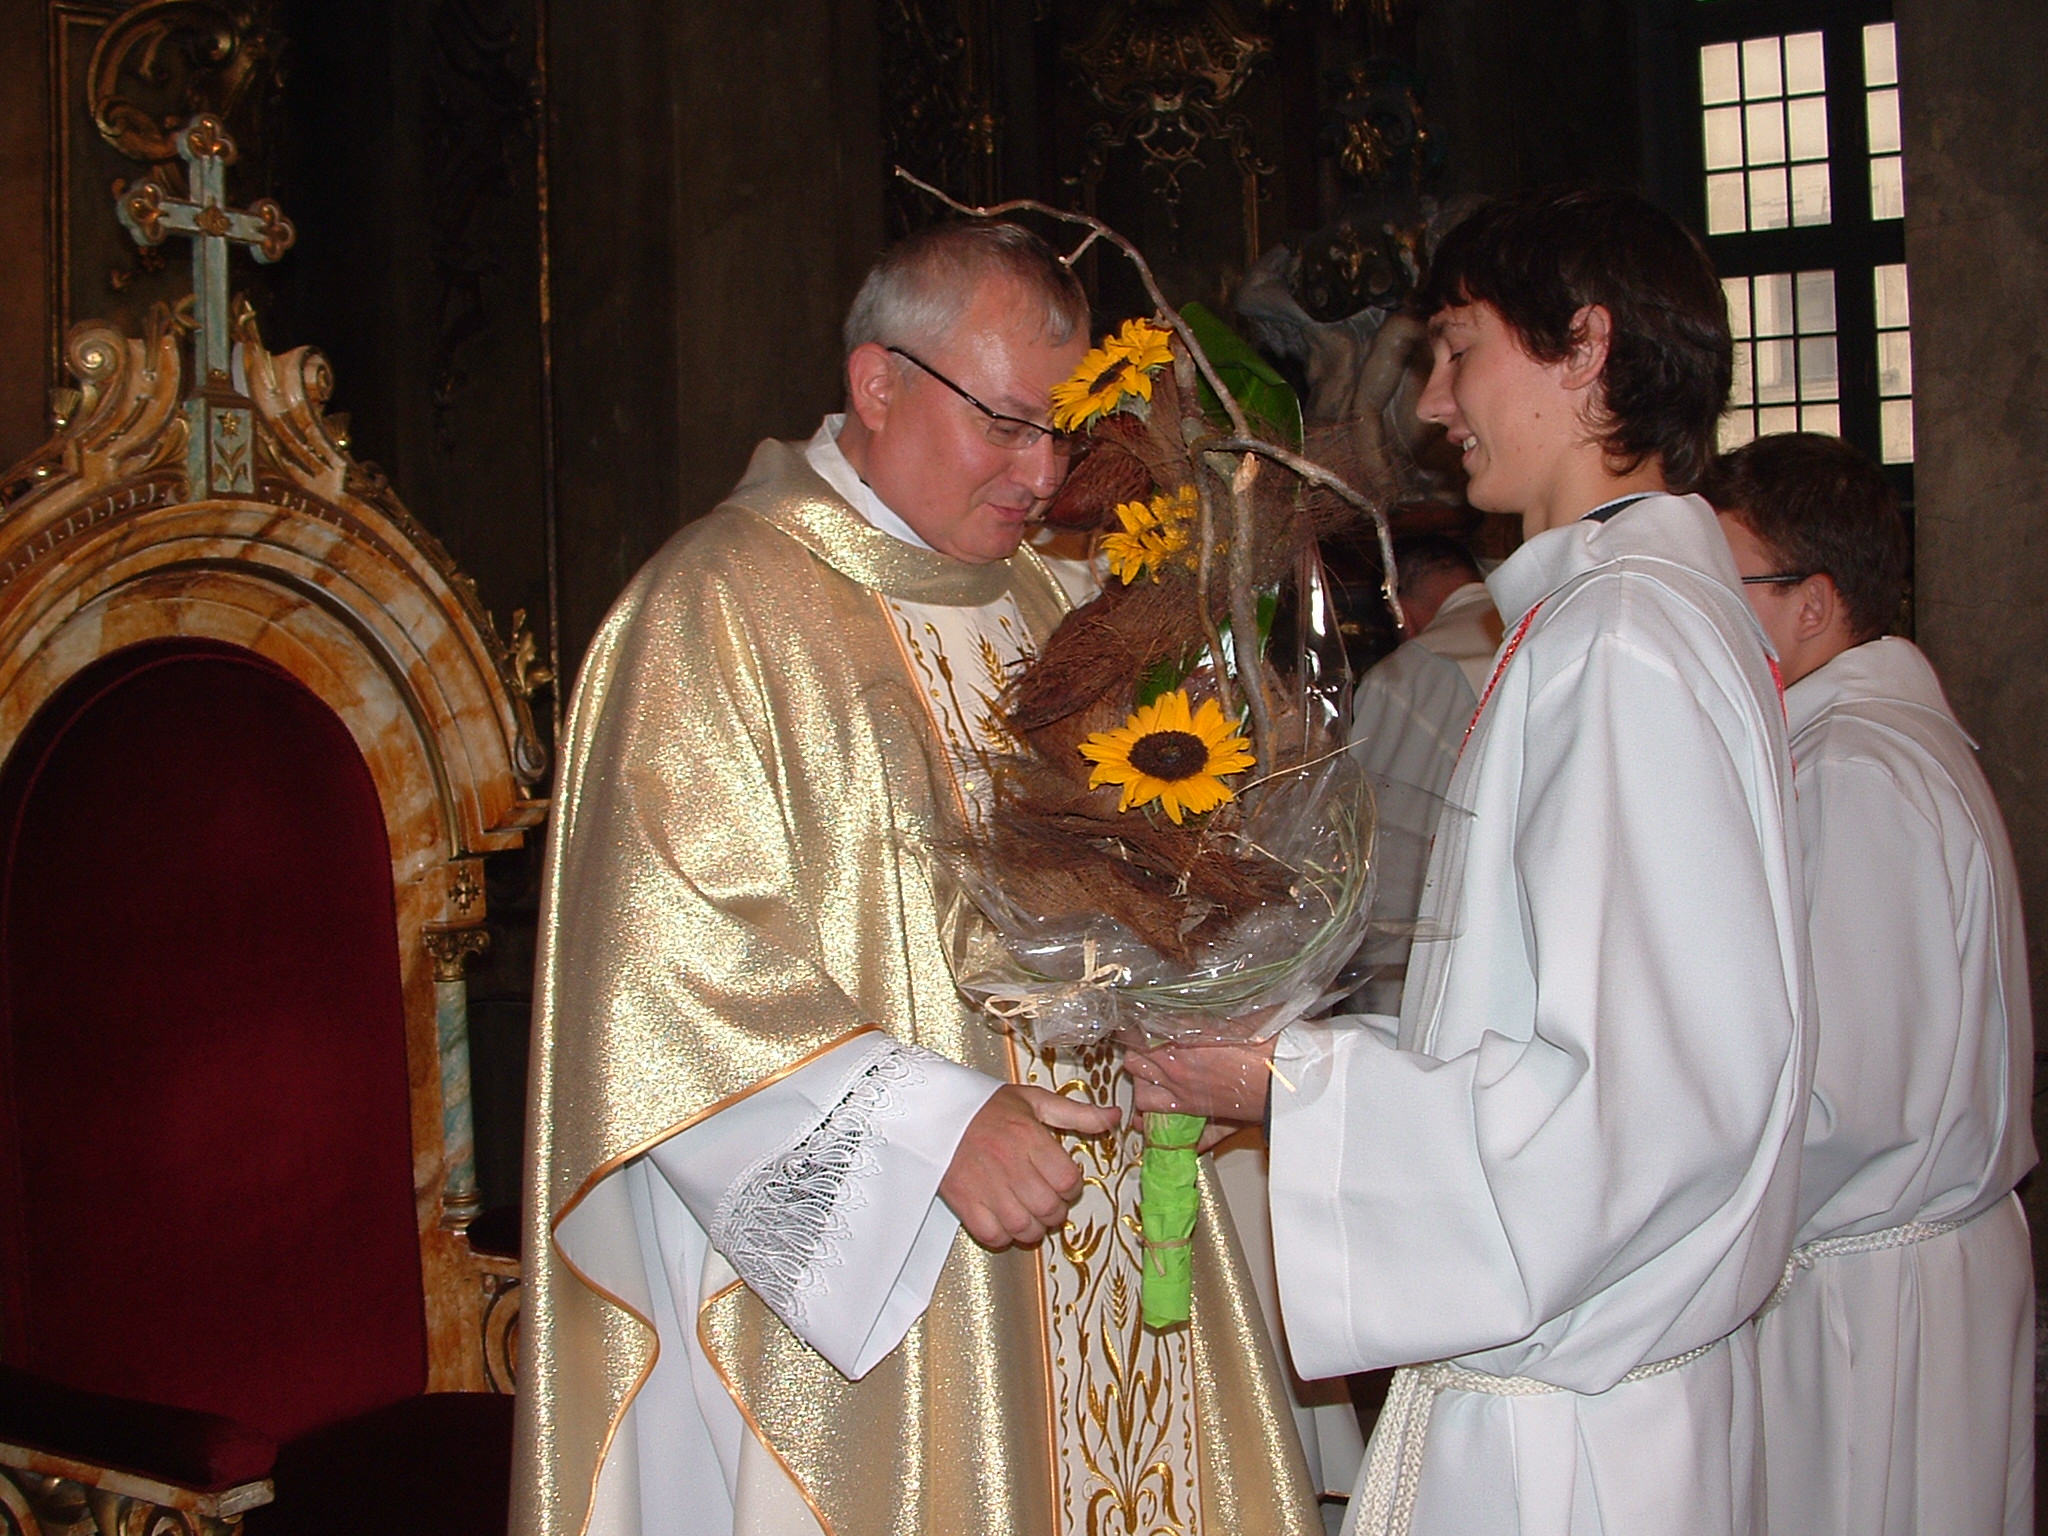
[1349,1207,1987,1536]
[1350,1335,1726,1536]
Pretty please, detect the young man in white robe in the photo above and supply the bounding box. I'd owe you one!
[1708,431,2035,1536]
[1127,188,1811,1536]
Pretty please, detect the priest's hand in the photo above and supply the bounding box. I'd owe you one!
[1124,1037,1275,1124]
[941,1085,1120,1250]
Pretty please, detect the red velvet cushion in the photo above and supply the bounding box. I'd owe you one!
[0,640,427,1443]
[0,1364,276,1492]
[245,1392,512,1536]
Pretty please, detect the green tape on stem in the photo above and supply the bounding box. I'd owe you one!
[1140,1111,1205,1330]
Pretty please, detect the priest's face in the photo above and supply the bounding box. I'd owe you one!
[844,276,1089,564]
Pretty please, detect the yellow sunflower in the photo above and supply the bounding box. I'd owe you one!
[1101,486,1203,584]
[1104,318,1174,402]
[1050,317,1177,430]
[1050,342,1133,432]
[1078,688,1256,824]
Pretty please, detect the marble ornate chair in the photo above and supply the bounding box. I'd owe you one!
[0,304,546,1535]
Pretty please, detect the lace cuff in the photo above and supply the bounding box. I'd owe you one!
[708,1041,935,1325]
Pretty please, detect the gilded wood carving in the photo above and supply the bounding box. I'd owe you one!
[0,256,546,1404]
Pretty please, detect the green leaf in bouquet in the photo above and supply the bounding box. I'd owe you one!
[1180,302,1303,449]
[1134,654,1189,709]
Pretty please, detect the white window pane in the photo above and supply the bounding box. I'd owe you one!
[1754,273,1795,336]
[1731,342,1755,405]
[1743,36,1783,100]
[1759,405,1802,436]
[1867,87,1902,154]
[1795,270,1837,332]
[1719,412,1758,453]
[1749,166,1790,230]
[1787,96,1829,161]
[1791,162,1833,226]
[1878,330,1914,396]
[1746,101,1787,164]
[1801,403,1841,437]
[1755,338,1798,404]
[1874,264,1912,329]
[1708,173,1748,234]
[1723,277,1753,338]
[1704,106,1745,170]
[1798,336,1839,400]
[1871,156,1906,220]
[1880,397,1915,463]
[1785,32,1827,95]
[1864,22,1898,89]
[1702,42,1742,105]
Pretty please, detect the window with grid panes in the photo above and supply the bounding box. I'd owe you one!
[1670,0,1915,506]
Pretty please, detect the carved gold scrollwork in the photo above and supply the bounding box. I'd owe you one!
[246,200,292,263]
[505,609,556,700]
[119,181,168,247]
[0,1463,261,1536]
[87,2,280,166]
[480,1273,521,1394]
[1333,62,1432,192]
[0,1468,38,1536]
[1068,0,1276,236]
[424,924,491,983]
[1072,0,1269,107]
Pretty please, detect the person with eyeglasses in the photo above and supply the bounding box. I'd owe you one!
[514,218,1320,1536]
[1709,431,2034,1536]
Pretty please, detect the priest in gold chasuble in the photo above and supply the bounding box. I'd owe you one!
[511,223,1319,1536]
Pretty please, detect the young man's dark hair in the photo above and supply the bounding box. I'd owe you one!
[1703,432,1908,642]
[1414,188,1732,492]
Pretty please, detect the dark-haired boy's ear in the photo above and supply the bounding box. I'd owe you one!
[1794,572,1843,641]
[1561,305,1614,390]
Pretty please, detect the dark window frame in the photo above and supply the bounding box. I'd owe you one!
[1645,0,1912,515]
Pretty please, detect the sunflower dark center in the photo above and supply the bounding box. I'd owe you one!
[1128,729,1210,781]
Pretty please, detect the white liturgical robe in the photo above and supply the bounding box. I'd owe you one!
[1755,636,2035,1536]
[1269,493,1810,1536]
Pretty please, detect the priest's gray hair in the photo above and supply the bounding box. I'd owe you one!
[843,220,1089,359]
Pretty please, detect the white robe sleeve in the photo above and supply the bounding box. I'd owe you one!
[1270,627,1804,1390]
[647,1032,1003,1379]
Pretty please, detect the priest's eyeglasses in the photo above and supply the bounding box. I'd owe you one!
[887,347,1081,456]
[1740,572,1814,586]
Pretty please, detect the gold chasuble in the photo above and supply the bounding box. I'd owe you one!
[512,438,1317,1536]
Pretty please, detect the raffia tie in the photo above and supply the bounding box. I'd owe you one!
[978,938,1130,1022]
[1351,1205,1990,1536]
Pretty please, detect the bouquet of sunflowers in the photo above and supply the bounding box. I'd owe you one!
[945,299,1391,1329]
